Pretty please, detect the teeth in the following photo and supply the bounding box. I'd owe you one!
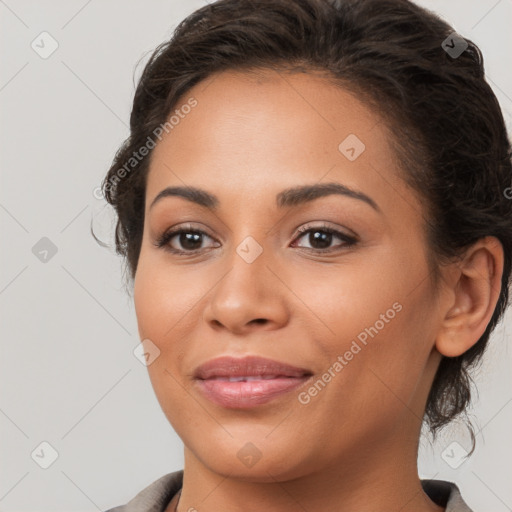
[220,375,281,382]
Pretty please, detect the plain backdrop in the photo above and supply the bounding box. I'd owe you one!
[1,1,511,511]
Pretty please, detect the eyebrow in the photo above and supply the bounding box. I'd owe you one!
[149,182,380,212]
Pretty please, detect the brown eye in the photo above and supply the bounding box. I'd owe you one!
[154,225,219,254]
[153,223,357,256]
[292,225,357,252]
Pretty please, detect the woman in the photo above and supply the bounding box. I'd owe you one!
[101,0,512,510]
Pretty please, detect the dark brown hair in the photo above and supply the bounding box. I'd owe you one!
[100,0,512,448]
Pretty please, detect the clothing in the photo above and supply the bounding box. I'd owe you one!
[104,470,474,512]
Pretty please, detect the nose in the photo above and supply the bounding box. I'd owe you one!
[202,243,290,335]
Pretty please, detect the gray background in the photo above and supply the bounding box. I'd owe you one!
[1,1,511,511]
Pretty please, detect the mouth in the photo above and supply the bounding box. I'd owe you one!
[193,355,313,408]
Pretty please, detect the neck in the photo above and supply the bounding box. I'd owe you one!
[174,418,444,512]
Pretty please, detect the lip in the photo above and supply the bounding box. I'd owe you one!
[193,355,313,408]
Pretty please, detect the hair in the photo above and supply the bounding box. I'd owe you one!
[99,0,512,449]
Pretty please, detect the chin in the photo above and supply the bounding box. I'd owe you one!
[184,431,316,482]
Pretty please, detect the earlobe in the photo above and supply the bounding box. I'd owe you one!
[435,236,504,358]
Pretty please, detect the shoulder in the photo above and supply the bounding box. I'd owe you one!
[104,470,183,512]
[421,479,474,512]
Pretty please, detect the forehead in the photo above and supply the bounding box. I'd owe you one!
[146,69,409,213]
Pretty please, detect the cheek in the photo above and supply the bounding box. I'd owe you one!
[295,245,435,397]
[133,252,213,395]
[282,252,410,345]
[133,259,196,419]
[133,251,201,342]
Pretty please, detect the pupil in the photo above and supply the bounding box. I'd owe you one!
[310,231,331,249]
[181,232,202,250]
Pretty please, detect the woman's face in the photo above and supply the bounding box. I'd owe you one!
[133,69,446,480]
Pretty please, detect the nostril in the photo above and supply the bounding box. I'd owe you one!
[251,318,267,325]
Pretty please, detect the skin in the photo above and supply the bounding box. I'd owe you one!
[133,69,503,512]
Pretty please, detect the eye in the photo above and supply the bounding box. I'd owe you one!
[154,222,357,255]
[154,223,219,254]
[291,223,357,253]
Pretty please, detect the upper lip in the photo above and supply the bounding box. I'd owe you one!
[193,356,313,380]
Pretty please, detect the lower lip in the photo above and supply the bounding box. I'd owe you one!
[196,376,311,408]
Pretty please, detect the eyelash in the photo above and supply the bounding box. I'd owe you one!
[154,222,358,255]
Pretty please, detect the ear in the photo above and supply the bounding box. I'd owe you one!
[435,236,504,358]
